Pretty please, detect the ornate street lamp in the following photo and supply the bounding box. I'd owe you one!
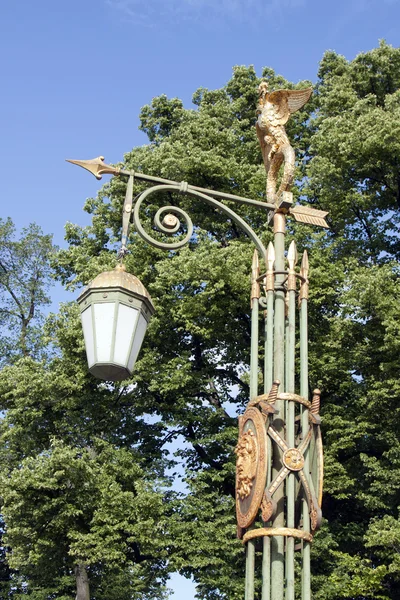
[68,81,329,600]
[77,265,154,381]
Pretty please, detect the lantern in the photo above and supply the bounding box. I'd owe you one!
[77,265,154,381]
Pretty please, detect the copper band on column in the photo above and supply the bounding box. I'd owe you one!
[299,279,309,302]
[265,271,275,292]
[273,212,286,235]
[287,271,296,292]
[299,249,309,304]
[311,389,321,414]
[268,380,280,405]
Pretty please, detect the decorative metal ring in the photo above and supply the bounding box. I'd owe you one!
[256,272,307,284]
[277,392,311,409]
[242,527,313,544]
[283,447,305,471]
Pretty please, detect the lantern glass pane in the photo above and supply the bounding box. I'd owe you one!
[128,312,148,372]
[94,303,115,362]
[81,306,95,368]
[114,304,139,366]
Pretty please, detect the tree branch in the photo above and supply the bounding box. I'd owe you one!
[185,424,222,471]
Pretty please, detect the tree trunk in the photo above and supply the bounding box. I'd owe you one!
[75,564,90,600]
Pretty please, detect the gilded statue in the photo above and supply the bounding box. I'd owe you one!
[235,429,258,500]
[256,81,312,205]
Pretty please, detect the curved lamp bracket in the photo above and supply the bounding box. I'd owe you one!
[132,183,267,256]
[66,157,329,255]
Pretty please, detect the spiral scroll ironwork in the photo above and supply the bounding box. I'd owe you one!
[133,184,267,256]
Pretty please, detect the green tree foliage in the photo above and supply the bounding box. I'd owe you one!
[304,41,400,599]
[1,42,400,599]
[0,227,173,597]
[0,218,55,364]
[53,43,400,599]
[307,41,400,259]
[1,439,169,600]
[0,307,173,599]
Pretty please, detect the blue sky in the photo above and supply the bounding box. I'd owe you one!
[2,0,399,249]
[1,0,399,598]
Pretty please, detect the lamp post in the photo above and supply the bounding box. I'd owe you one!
[68,82,327,600]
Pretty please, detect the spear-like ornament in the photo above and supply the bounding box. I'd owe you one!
[251,249,261,305]
[66,156,120,180]
[299,250,309,305]
[287,240,298,292]
[66,156,278,211]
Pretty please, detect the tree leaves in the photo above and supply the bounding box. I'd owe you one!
[2,44,400,598]
[0,218,55,364]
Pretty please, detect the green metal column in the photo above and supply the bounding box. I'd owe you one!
[246,542,256,600]
[245,250,260,600]
[285,241,297,600]
[262,241,275,600]
[271,213,286,600]
[299,251,310,600]
[265,241,275,394]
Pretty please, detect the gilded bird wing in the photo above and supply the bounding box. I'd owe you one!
[286,87,313,113]
[265,88,313,126]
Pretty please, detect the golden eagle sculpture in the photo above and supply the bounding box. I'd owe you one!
[256,81,312,205]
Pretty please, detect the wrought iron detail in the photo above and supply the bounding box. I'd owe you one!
[133,184,267,255]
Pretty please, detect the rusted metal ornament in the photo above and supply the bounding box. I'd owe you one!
[235,407,268,529]
[261,491,275,523]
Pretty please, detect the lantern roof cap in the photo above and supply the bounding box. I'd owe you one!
[78,265,154,311]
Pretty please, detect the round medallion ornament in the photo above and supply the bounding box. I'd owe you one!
[235,407,268,529]
[162,213,179,229]
[283,448,304,471]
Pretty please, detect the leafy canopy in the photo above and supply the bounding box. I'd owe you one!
[1,42,400,599]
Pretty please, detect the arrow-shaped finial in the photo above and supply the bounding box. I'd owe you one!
[66,156,121,180]
[290,205,329,229]
[287,240,298,271]
[266,241,275,272]
[299,250,309,303]
[264,242,275,292]
[251,250,260,301]
[300,250,309,279]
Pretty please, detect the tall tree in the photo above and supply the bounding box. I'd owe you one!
[1,439,169,600]
[2,42,399,599]
[0,302,174,599]
[305,41,400,599]
[0,218,54,364]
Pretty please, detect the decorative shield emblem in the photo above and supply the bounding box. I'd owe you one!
[235,407,268,529]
